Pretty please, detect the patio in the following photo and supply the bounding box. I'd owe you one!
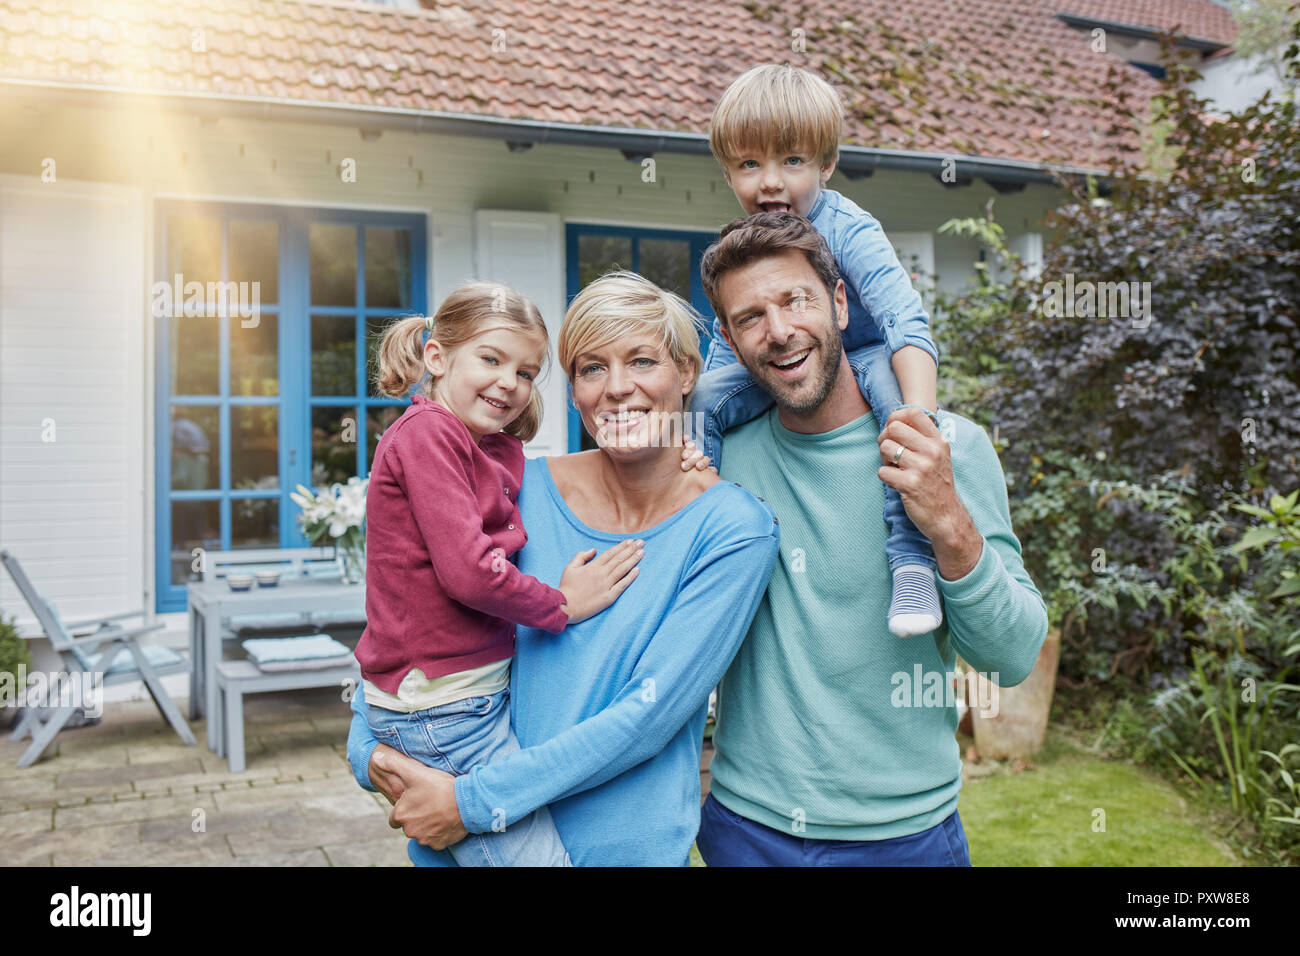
[0,687,409,866]
[0,687,722,866]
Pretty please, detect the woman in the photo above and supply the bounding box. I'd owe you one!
[346,271,779,866]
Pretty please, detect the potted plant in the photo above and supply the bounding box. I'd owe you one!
[291,477,368,583]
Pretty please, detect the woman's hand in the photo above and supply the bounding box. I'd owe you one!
[371,748,469,849]
[368,742,412,805]
[680,440,717,473]
[559,539,644,624]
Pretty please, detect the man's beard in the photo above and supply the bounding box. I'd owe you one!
[741,325,843,415]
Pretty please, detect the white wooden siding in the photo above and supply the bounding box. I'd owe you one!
[0,173,146,630]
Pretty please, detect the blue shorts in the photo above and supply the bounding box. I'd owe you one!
[696,792,971,866]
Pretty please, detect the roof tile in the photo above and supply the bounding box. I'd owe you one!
[0,0,1218,170]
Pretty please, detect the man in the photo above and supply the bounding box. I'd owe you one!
[693,211,1048,866]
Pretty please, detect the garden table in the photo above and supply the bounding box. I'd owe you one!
[187,572,365,751]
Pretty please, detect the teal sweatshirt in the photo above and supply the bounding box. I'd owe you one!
[711,407,1048,841]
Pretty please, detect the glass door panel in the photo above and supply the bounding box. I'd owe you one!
[156,205,424,612]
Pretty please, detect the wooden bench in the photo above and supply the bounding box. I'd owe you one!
[214,658,359,772]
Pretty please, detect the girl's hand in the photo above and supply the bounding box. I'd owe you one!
[559,539,644,624]
[680,440,717,473]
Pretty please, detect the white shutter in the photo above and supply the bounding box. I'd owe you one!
[0,174,146,628]
[473,210,566,458]
[889,231,936,308]
[1009,233,1044,280]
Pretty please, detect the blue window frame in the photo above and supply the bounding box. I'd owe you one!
[1131,62,1167,79]
[564,223,718,452]
[154,202,426,612]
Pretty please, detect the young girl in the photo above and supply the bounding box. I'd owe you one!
[357,282,707,867]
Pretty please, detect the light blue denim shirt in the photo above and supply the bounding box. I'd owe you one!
[807,187,938,365]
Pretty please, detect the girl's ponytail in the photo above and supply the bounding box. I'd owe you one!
[372,314,432,398]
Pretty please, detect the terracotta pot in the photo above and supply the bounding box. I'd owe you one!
[970,627,1061,760]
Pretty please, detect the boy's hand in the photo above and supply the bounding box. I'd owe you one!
[559,539,644,624]
[680,440,717,473]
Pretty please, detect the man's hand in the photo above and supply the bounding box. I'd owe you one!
[877,407,983,581]
[371,748,469,849]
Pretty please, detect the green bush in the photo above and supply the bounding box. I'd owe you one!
[1,612,32,727]
[0,612,31,682]
[927,30,1300,855]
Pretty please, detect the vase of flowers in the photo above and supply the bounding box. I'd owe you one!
[290,477,368,584]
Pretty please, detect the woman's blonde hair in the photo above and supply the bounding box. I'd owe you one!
[558,271,706,400]
[372,282,550,442]
[709,64,843,170]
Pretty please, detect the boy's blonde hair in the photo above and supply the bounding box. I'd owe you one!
[372,282,550,443]
[709,64,843,170]
[559,271,706,399]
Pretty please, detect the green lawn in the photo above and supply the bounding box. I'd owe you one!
[958,730,1243,866]
[690,729,1245,866]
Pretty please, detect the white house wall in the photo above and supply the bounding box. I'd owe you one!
[0,172,147,635]
[1194,53,1282,113]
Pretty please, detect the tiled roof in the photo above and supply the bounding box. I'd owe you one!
[1050,0,1238,46]
[0,0,1205,171]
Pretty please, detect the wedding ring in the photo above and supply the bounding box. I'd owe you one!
[891,444,906,466]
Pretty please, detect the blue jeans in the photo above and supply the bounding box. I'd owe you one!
[690,324,937,573]
[696,793,971,866]
[366,687,571,867]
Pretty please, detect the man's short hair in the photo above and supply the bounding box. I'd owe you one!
[699,212,841,333]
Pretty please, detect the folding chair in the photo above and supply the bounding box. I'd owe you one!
[1,549,197,767]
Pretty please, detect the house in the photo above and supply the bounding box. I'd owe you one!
[1048,0,1285,112]
[1,0,1214,668]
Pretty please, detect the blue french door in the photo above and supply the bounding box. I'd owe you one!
[154,202,426,612]
[564,224,718,452]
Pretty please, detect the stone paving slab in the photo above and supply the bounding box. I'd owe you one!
[0,688,412,867]
[226,848,332,867]
[57,757,207,789]
[323,837,413,867]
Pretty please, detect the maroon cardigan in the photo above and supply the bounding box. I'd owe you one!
[355,395,568,694]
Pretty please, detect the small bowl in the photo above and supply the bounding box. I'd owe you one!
[226,574,254,592]
[255,570,281,588]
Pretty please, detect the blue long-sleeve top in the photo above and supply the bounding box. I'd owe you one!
[347,455,779,866]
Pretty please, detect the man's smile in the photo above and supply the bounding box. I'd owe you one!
[767,347,813,378]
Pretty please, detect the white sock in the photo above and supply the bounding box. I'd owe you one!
[888,565,943,638]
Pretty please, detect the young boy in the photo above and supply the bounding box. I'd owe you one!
[692,63,943,638]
